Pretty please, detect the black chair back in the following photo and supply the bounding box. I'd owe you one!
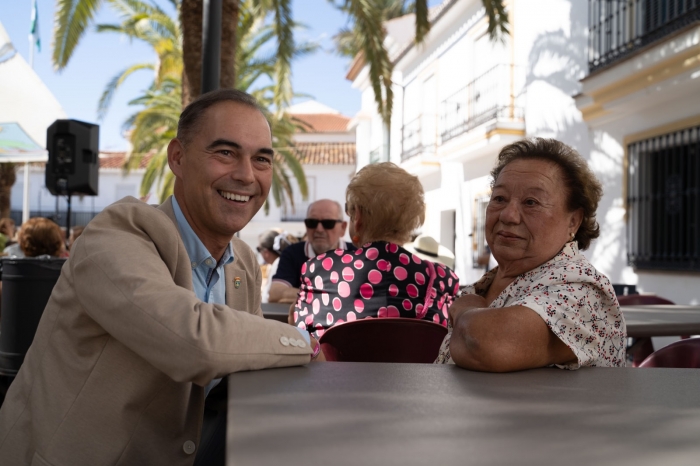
[0,257,66,376]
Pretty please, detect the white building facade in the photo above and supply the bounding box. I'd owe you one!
[351,0,700,304]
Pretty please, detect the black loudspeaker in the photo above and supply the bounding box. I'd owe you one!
[45,119,99,196]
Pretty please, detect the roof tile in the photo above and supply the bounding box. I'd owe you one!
[291,113,351,133]
[284,142,356,165]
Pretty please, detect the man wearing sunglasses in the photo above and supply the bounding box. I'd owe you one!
[269,199,354,303]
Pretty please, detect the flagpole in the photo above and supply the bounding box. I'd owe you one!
[29,35,34,68]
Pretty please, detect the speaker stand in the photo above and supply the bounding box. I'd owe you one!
[65,194,72,241]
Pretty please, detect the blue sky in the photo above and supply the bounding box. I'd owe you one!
[1,0,437,151]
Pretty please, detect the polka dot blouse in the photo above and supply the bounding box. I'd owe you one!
[293,241,460,338]
[435,241,626,369]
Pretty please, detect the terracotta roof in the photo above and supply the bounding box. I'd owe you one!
[291,113,351,133]
[284,142,356,165]
[98,151,153,170]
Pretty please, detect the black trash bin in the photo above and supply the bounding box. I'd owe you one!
[0,257,66,382]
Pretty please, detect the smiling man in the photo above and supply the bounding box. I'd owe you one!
[0,90,321,466]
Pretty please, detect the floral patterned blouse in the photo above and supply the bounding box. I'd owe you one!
[435,242,626,369]
[293,241,460,338]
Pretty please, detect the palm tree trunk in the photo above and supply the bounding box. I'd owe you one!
[181,0,203,106]
[221,0,239,89]
[0,164,17,219]
[181,0,239,106]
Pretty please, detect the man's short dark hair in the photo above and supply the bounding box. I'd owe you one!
[177,89,268,145]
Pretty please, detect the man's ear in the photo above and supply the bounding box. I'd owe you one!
[167,138,185,179]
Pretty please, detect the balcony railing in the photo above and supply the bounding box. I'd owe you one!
[369,144,389,164]
[588,0,700,73]
[401,114,436,162]
[439,64,524,144]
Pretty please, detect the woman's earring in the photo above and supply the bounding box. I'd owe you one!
[570,232,576,240]
[352,235,360,244]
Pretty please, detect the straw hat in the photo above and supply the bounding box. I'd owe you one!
[404,234,455,269]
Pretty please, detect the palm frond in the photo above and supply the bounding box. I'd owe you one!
[345,0,393,127]
[414,0,429,43]
[270,0,294,112]
[53,0,105,70]
[97,62,154,120]
[483,0,510,43]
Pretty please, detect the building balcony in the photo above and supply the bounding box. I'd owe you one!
[439,64,524,146]
[369,144,389,164]
[588,0,700,74]
[401,114,437,162]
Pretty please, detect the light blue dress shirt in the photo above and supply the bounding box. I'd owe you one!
[171,197,309,397]
[172,197,232,396]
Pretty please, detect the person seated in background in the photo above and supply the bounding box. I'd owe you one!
[436,138,626,371]
[292,162,460,337]
[0,218,16,250]
[404,234,455,270]
[257,229,298,303]
[2,218,22,257]
[16,217,65,258]
[269,199,355,303]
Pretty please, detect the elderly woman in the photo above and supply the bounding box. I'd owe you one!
[437,138,625,370]
[257,229,298,303]
[293,162,460,337]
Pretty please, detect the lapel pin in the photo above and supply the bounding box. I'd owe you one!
[234,277,241,289]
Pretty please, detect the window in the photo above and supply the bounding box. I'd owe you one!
[472,195,490,269]
[627,125,700,271]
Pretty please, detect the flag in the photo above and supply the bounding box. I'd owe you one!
[30,0,40,53]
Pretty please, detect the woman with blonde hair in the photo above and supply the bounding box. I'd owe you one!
[292,162,459,337]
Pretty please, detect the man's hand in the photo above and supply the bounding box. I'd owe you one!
[449,293,488,326]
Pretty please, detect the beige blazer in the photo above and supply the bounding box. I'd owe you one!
[0,197,310,466]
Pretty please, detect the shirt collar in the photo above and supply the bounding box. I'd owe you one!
[471,240,579,297]
[171,196,234,269]
[305,238,347,259]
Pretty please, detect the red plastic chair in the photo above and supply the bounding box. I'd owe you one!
[618,294,678,367]
[639,338,700,368]
[318,318,448,363]
[617,294,675,306]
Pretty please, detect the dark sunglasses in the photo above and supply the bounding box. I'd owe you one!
[304,218,343,229]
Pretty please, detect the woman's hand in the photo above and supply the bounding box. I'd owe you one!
[448,293,488,326]
[310,337,326,362]
[287,302,295,325]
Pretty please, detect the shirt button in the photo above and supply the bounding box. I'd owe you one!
[298,339,307,348]
[183,440,196,455]
[205,258,213,266]
[280,336,289,346]
[289,338,299,347]
[191,261,197,269]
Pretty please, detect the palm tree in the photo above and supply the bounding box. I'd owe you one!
[54,0,509,128]
[115,2,314,210]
